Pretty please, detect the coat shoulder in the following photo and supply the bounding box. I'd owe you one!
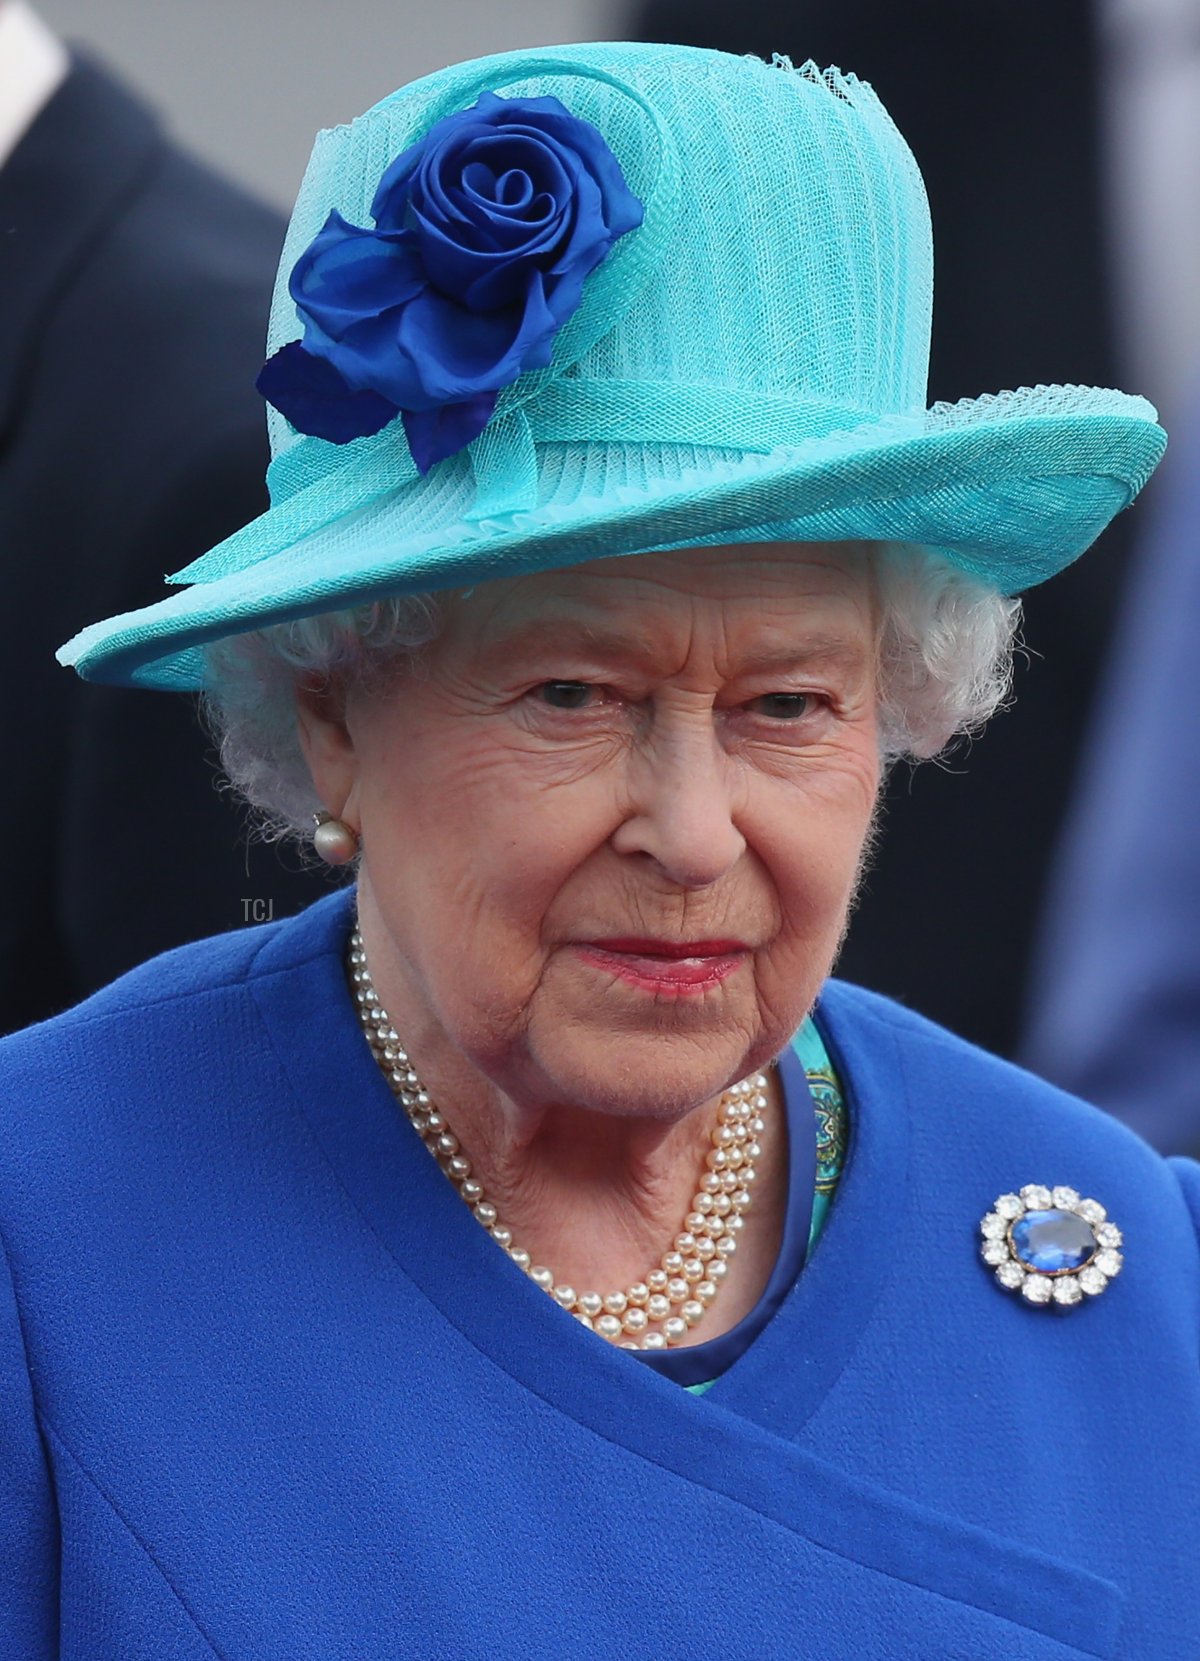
[817,977,1200,1259]
[0,892,352,1161]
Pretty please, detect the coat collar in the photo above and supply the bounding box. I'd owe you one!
[0,53,162,440]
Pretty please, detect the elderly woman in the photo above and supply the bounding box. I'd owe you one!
[3,40,1197,1661]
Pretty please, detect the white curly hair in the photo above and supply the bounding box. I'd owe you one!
[200,543,1021,846]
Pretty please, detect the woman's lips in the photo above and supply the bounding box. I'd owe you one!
[573,938,750,993]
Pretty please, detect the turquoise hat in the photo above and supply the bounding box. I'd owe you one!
[59,42,1166,691]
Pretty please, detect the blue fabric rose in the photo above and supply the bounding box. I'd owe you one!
[257,92,643,472]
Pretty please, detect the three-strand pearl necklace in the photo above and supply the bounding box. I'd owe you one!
[348,929,769,1350]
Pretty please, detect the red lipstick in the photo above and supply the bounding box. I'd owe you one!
[573,938,750,994]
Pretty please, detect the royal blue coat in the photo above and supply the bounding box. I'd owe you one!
[1,888,1197,1659]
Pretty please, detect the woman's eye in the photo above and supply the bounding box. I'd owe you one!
[536,681,597,710]
[749,692,812,720]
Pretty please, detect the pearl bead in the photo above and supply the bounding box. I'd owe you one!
[347,928,770,1357]
[314,816,359,864]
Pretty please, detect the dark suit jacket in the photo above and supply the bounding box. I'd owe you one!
[0,56,335,1036]
[633,0,1128,1056]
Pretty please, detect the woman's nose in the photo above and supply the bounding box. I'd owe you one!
[609,714,746,889]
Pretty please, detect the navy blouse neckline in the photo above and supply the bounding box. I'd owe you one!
[633,1045,817,1386]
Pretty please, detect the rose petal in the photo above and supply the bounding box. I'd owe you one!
[402,393,498,473]
[371,105,505,230]
[414,200,570,310]
[456,130,573,216]
[397,273,560,404]
[494,99,644,239]
[299,307,417,404]
[290,212,424,342]
[256,342,399,443]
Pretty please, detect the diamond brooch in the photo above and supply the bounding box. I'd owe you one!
[980,1185,1123,1309]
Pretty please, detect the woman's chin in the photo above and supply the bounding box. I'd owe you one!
[520,1018,765,1123]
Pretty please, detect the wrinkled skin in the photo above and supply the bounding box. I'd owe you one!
[298,542,881,1338]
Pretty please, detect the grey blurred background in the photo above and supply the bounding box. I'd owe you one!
[37,0,615,209]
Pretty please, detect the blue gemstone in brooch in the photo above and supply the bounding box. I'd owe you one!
[980,1185,1124,1308]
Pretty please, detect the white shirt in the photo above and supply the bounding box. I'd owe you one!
[0,0,69,171]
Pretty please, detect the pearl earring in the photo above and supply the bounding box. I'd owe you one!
[312,811,360,866]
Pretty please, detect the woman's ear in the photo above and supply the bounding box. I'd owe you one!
[294,673,360,825]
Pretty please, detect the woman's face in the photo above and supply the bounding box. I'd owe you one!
[303,543,881,1120]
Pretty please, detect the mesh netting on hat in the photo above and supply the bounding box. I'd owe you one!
[58,42,1166,689]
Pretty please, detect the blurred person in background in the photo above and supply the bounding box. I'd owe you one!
[1020,0,1200,1153]
[0,0,328,1037]
[1023,384,1200,1154]
[632,0,1197,1062]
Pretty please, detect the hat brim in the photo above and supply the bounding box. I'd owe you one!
[59,392,1166,691]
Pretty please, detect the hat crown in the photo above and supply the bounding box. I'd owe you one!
[265,42,934,467]
[59,38,1163,691]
